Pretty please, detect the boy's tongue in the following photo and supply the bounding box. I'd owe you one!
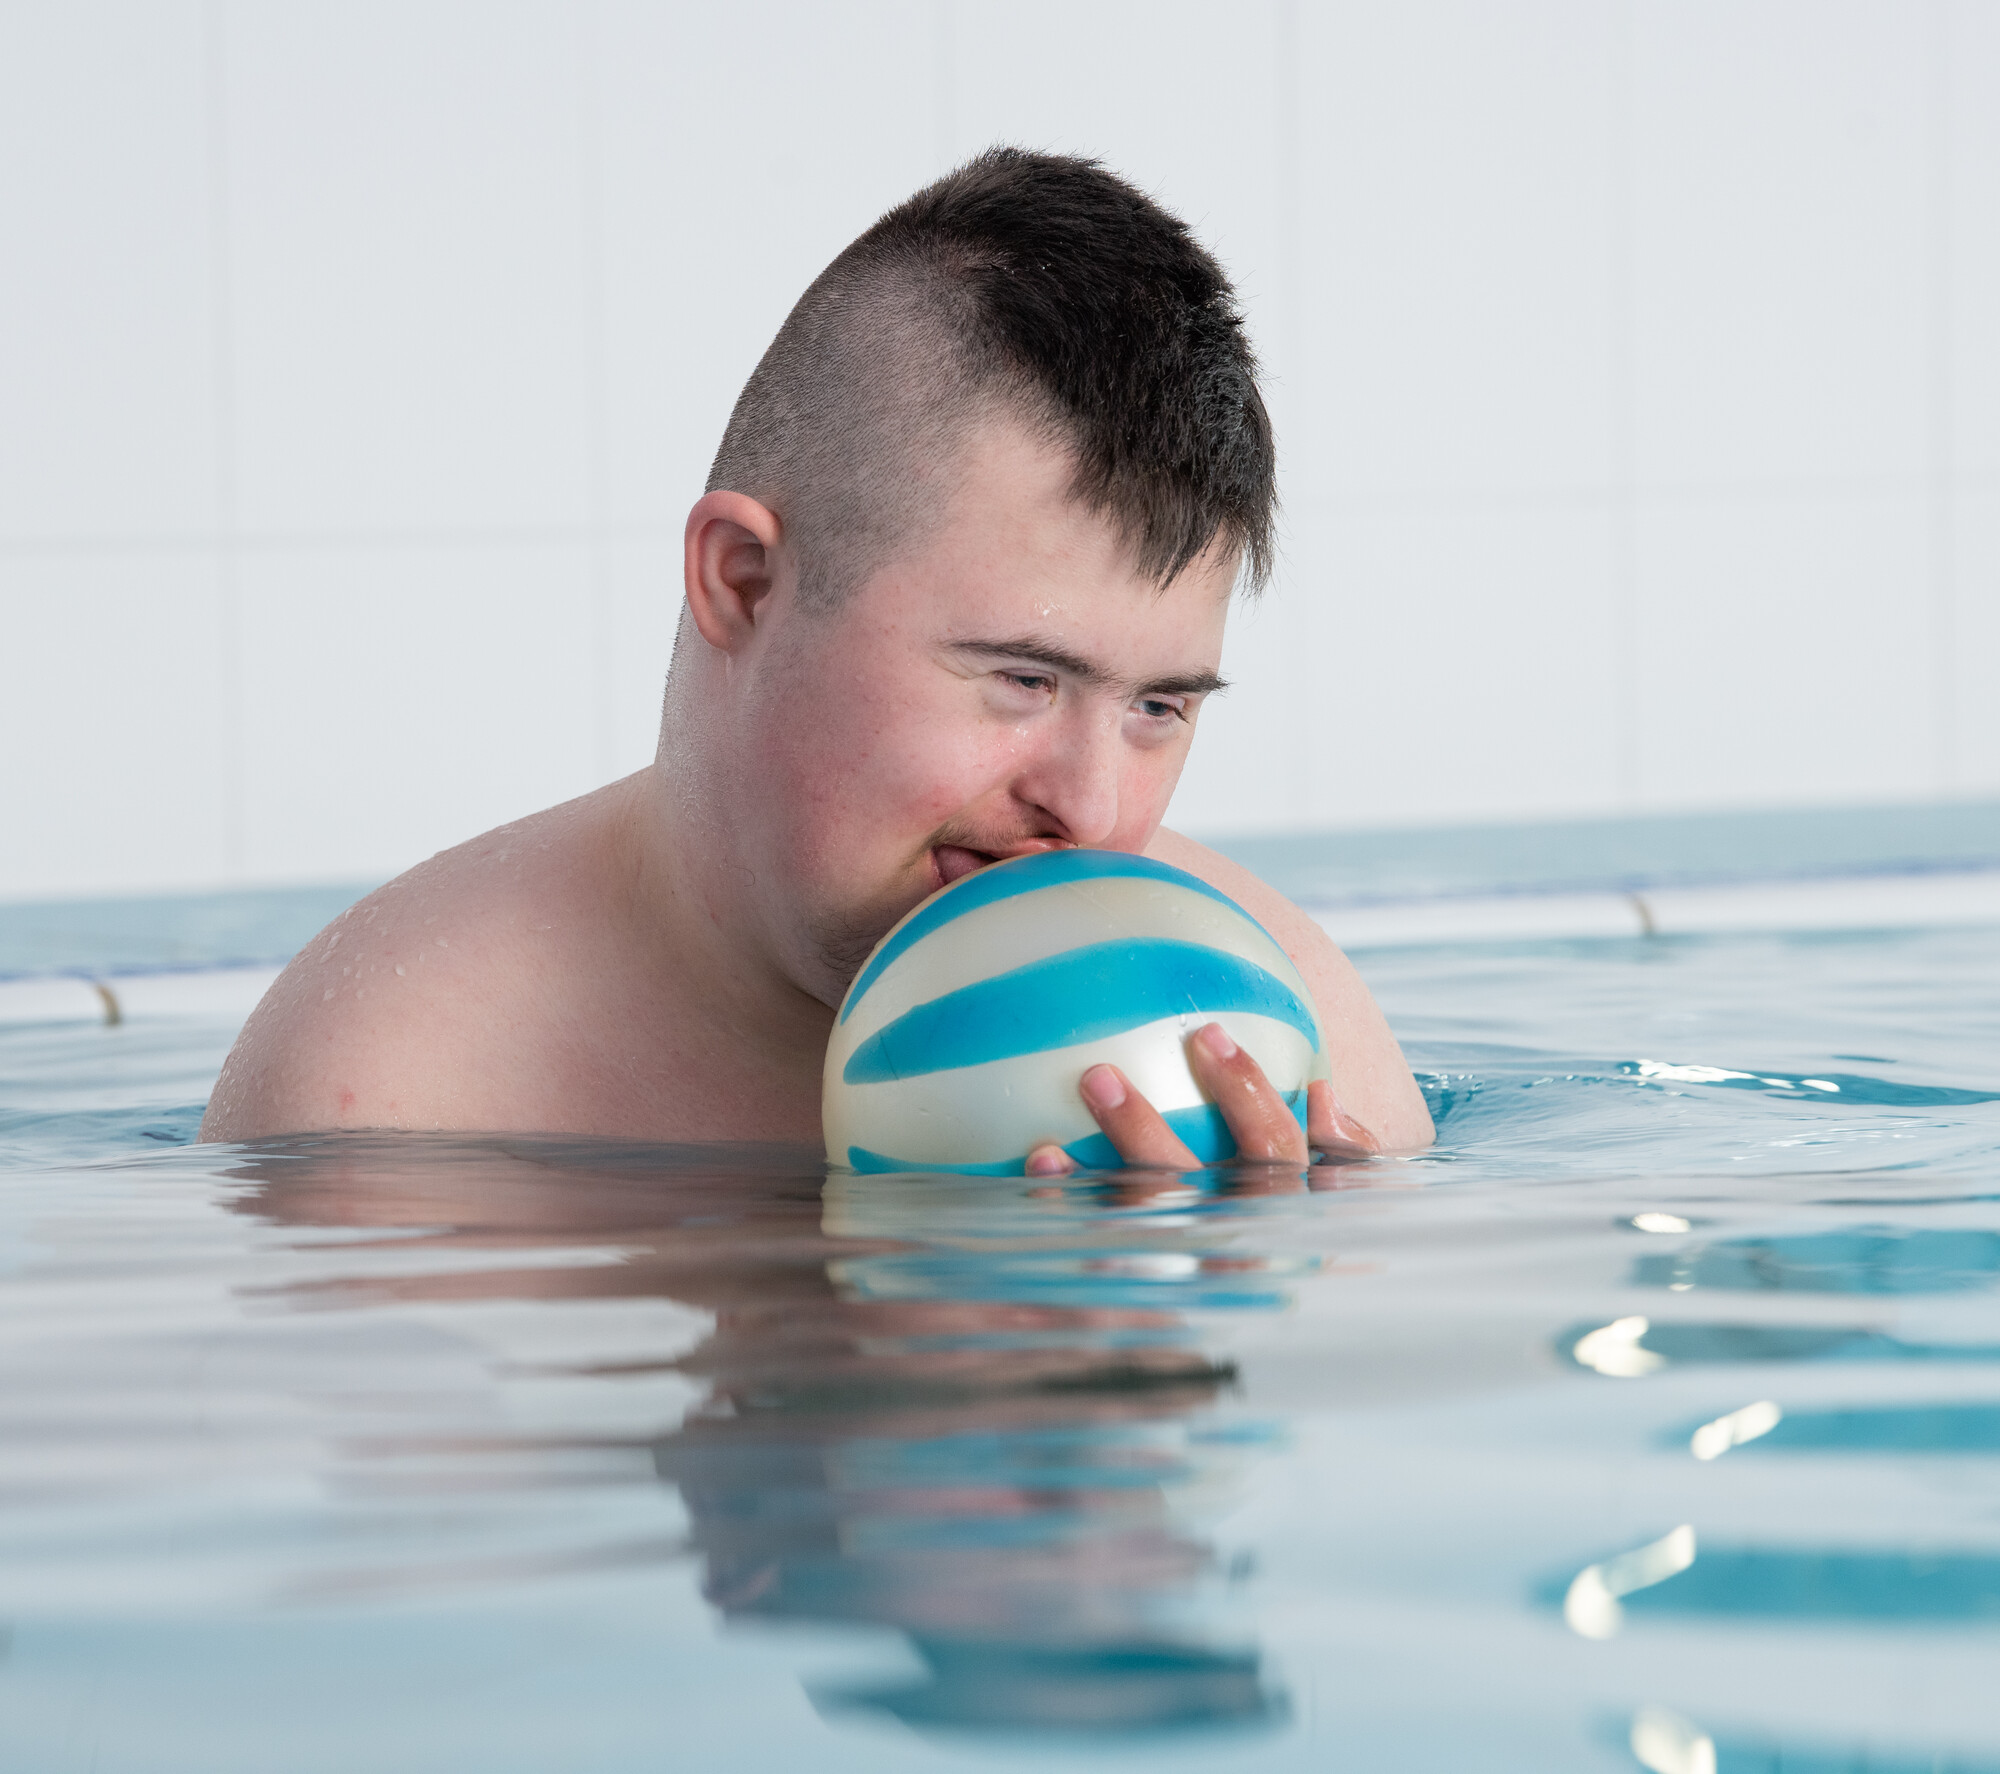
[933,844,990,887]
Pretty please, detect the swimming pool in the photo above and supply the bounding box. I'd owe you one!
[1,901,1997,1767]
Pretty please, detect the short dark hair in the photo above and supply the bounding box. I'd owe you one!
[707,147,1276,608]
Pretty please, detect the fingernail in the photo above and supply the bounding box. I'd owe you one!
[1025,1146,1069,1176]
[1195,1022,1237,1060]
[1080,1065,1126,1111]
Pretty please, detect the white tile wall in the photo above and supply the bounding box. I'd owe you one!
[1631,492,1936,808]
[590,0,937,534]
[1,0,1992,901]
[1295,0,1618,499]
[223,1,597,536]
[599,539,682,774]
[1946,0,2000,485]
[0,553,231,898]
[1958,494,2000,793]
[0,1,219,543]
[234,542,600,883]
[1295,500,1623,828]
[1942,0,1999,800]
[1629,0,1930,490]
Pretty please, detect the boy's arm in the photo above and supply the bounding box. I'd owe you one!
[1146,827,1435,1151]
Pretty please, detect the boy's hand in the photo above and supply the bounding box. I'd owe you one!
[1023,1022,1383,1177]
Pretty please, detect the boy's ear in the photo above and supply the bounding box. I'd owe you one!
[684,491,785,654]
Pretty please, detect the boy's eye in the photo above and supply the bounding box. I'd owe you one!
[1003,672,1055,694]
[1136,697,1186,721]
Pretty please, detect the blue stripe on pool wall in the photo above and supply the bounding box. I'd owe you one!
[838,850,1263,1024]
[841,939,1319,1084]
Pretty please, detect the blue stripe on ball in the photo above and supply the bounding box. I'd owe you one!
[845,1146,1027,1176]
[838,848,1261,1024]
[846,1091,1308,1175]
[841,939,1317,1085]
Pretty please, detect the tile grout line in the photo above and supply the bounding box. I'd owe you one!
[578,1,618,783]
[0,522,685,560]
[1925,0,1958,795]
[202,0,243,877]
[8,478,1988,565]
[931,0,956,171]
[1607,0,1639,809]
[1272,0,1310,816]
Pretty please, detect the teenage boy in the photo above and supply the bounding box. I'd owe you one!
[201,150,1433,1165]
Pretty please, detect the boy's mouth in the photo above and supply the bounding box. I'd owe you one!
[931,844,995,888]
[928,837,1071,891]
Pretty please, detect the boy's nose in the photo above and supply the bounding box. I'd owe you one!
[1013,716,1122,848]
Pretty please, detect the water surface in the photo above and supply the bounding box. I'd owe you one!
[2,925,1997,1771]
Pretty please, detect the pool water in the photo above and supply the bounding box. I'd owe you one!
[1,923,1997,1772]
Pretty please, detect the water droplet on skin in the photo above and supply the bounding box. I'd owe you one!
[395,965,406,976]
[328,934,341,950]
[323,988,334,1001]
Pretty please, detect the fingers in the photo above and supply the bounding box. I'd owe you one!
[1305,1078,1382,1160]
[1024,1142,1075,1178]
[1077,1063,1205,1169]
[1028,1040,1367,1178]
[1184,1023,1310,1165]
[1023,1064,1202,1177]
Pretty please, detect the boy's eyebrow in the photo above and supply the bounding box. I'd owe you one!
[948,636,1230,698]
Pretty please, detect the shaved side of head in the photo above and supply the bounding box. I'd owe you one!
[706,148,1277,610]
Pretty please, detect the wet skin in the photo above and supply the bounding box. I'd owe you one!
[199,419,1434,1159]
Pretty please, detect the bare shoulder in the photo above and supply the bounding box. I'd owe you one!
[199,804,607,1142]
[1145,828,1434,1150]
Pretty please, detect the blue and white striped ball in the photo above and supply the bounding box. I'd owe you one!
[823,848,1329,1174]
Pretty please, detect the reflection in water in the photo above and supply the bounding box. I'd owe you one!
[1688,1399,1783,1459]
[1627,1705,2000,1774]
[1560,1318,2000,1369]
[1562,1524,1696,1638]
[1630,1705,1716,1774]
[1633,1228,2000,1295]
[1718,1402,2000,1453]
[231,1137,1297,1744]
[1618,1547,2000,1622]
[1699,1731,2000,1773]
[1556,1540,2000,1627]
[1664,1397,2000,1457]
[1622,1062,1999,1109]
[1572,1313,1667,1376]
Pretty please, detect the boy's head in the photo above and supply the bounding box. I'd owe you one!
[675,151,1276,1005]
[707,147,1276,610]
